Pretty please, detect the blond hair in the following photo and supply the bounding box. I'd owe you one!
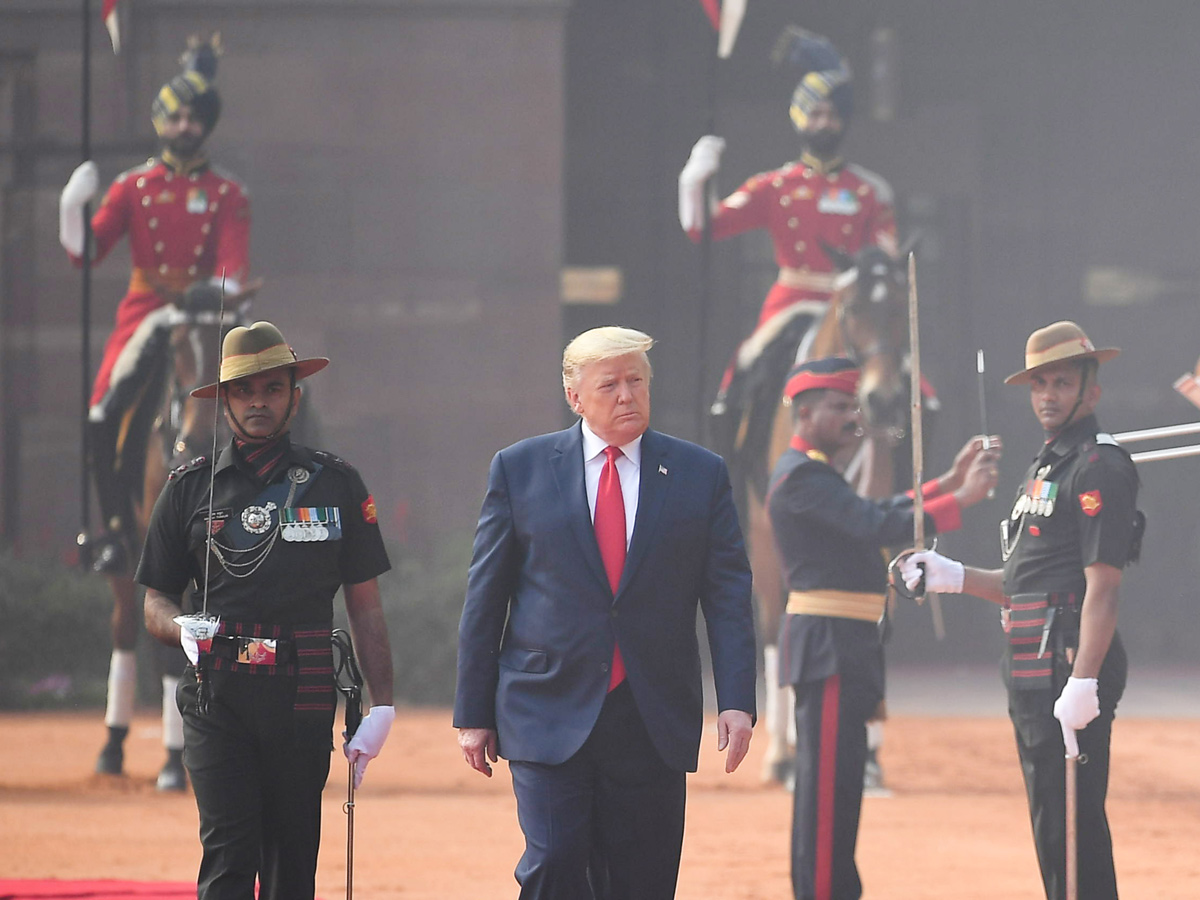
[562,326,655,398]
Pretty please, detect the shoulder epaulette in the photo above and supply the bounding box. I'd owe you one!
[114,159,158,184]
[209,164,249,197]
[311,449,355,473]
[167,455,212,481]
[844,163,895,205]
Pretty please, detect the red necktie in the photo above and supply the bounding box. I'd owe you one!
[595,446,627,691]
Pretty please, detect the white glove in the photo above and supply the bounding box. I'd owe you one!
[898,549,964,593]
[1054,676,1100,732]
[173,614,220,666]
[59,161,99,256]
[678,135,725,231]
[345,705,395,789]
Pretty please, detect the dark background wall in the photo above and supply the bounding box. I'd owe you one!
[559,1,1200,664]
[2,0,1198,664]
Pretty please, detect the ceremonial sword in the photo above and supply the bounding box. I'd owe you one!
[907,253,945,639]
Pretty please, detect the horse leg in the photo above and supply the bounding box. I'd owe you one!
[96,573,140,775]
[137,444,188,791]
[746,489,794,785]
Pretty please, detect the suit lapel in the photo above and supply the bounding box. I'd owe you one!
[619,429,670,595]
[549,422,610,592]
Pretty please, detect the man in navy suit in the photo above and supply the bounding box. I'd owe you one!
[454,326,758,899]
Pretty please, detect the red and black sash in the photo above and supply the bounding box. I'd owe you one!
[208,619,335,724]
[1006,592,1078,690]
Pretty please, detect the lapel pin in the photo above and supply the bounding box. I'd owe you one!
[659,465,668,475]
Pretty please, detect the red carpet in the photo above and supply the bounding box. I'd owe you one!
[0,881,194,899]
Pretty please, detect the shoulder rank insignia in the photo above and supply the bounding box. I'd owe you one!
[167,455,210,481]
[313,449,355,472]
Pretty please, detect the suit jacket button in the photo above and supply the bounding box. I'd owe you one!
[600,662,609,673]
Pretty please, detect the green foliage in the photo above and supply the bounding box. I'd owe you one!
[0,550,115,709]
[0,532,474,711]
[336,534,472,706]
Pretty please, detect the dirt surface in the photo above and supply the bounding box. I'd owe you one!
[2,709,1198,899]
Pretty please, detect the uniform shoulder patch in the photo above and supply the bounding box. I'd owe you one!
[167,455,211,481]
[1078,489,1103,517]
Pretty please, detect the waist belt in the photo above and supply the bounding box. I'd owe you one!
[787,589,886,622]
[776,267,837,293]
[129,266,207,296]
[208,634,296,666]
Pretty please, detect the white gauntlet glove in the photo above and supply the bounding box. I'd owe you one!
[898,549,964,593]
[60,161,99,256]
[173,614,220,665]
[678,135,725,231]
[345,705,395,789]
[1054,676,1100,732]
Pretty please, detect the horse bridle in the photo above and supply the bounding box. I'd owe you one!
[160,303,250,464]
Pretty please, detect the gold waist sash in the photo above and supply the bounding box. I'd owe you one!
[129,266,202,296]
[776,267,837,293]
[787,589,886,622]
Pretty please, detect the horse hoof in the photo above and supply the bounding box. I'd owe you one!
[761,757,794,788]
[156,750,187,792]
[95,741,124,776]
[90,535,129,575]
[863,758,892,798]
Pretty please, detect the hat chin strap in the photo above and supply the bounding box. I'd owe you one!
[223,375,298,444]
[1049,366,1092,438]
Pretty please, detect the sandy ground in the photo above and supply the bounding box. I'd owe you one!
[2,695,1199,899]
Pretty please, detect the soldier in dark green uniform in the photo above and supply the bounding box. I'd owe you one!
[901,321,1142,900]
[140,321,396,900]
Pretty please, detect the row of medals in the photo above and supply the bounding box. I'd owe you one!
[237,466,339,543]
[1011,466,1058,520]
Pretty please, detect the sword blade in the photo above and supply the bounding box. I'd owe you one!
[907,252,944,636]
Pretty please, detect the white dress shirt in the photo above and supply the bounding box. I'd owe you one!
[580,420,641,549]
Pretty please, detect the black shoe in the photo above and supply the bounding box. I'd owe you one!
[156,749,187,792]
[95,726,128,775]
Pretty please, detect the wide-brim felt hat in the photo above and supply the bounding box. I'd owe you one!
[1004,321,1120,385]
[191,320,328,399]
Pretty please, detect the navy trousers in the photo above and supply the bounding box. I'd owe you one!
[508,681,687,900]
[790,673,881,900]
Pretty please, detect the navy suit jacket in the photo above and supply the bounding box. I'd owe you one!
[453,422,756,773]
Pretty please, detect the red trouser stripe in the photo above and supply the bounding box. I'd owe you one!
[814,674,841,900]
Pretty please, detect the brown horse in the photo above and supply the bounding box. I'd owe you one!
[737,244,927,783]
[94,285,253,786]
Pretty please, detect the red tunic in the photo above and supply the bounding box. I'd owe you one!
[71,158,250,407]
[690,156,896,326]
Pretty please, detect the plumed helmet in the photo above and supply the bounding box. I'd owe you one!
[151,34,223,137]
[772,27,853,132]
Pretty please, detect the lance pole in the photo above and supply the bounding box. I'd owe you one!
[907,253,945,638]
[77,0,94,567]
